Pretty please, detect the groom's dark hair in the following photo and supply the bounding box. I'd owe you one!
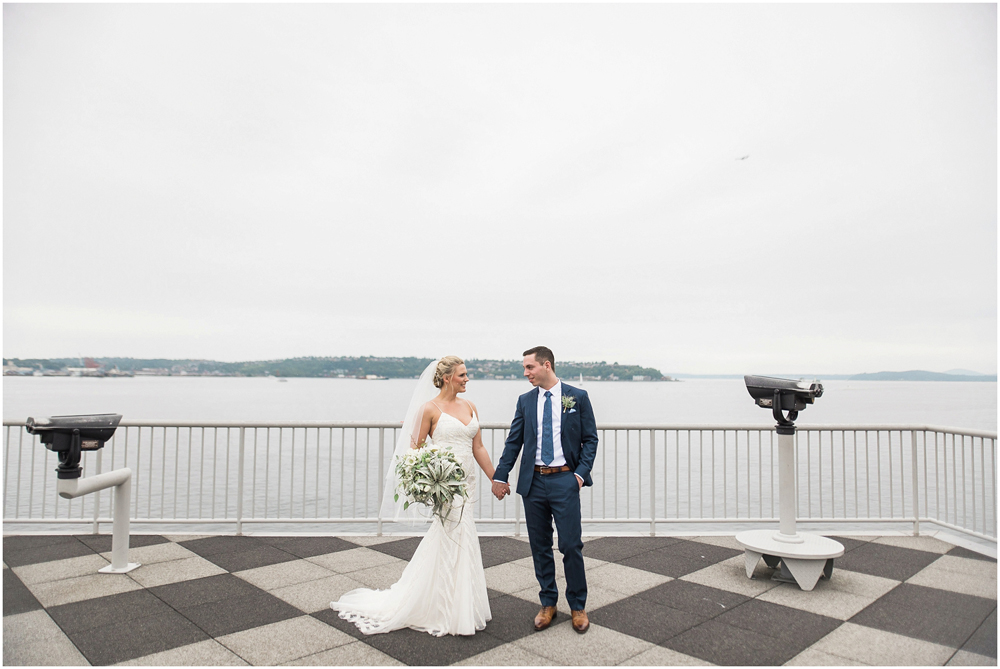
[523,346,555,372]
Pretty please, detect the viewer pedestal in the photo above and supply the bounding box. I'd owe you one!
[735,529,843,591]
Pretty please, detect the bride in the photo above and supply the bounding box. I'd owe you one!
[331,356,499,636]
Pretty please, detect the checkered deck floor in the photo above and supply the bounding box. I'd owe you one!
[4,533,996,666]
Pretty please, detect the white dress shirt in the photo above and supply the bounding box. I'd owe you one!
[534,380,566,467]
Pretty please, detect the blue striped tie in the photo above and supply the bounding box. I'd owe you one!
[542,391,554,465]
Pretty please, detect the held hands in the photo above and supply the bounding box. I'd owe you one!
[491,480,510,500]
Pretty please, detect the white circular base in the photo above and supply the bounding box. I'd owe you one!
[736,530,844,591]
[99,562,141,574]
[736,530,844,559]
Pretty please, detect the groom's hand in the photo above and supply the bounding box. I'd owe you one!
[576,474,584,489]
[492,480,510,500]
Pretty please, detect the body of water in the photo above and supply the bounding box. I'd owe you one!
[2,375,996,431]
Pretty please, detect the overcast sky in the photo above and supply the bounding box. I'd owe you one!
[4,3,996,375]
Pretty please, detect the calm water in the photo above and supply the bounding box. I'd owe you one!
[2,376,996,431]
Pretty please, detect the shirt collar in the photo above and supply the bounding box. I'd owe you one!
[540,379,561,398]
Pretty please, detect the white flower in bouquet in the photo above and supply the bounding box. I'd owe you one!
[394,443,469,524]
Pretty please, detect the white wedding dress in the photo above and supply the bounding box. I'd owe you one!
[331,411,492,636]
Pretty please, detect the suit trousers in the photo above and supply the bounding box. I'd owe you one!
[522,470,587,611]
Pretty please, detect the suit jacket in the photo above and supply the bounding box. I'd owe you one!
[494,383,599,497]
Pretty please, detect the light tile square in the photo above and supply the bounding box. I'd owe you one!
[758,569,899,620]
[907,555,998,599]
[947,650,997,666]
[785,647,870,665]
[509,578,627,611]
[126,555,227,588]
[349,561,408,590]
[283,640,404,665]
[305,547,402,574]
[811,622,955,665]
[13,553,111,585]
[587,562,672,597]
[455,643,557,666]
[218,615,354,666]
[341,535,410,546]
[28,571,143,608]
[234,559,334,591]
[512,621,656,665]
[484,560,542,594]
[116,639,248,666]
[873,535,953,554]
[688,535,744,551]
[101,541,197,566]
[3,610,90,666]
[619,645,714,665]
[272,574,369,613]
[680,554,782,597]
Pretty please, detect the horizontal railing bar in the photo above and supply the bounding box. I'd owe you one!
[3,420,994,439]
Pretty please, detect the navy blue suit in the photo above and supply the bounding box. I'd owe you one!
[494,383,598,610]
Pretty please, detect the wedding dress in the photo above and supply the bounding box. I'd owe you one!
[331,410,492,636]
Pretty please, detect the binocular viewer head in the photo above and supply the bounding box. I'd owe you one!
[26,414,122,479]
[744,376,823,430]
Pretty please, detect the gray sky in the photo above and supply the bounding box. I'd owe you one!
[4,3,996,375]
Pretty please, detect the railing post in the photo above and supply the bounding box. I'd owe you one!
[911,430,920,536]
[649,429,656,536]
[92,449,103,534]
[377,427,384,537]
[236,427,245,536]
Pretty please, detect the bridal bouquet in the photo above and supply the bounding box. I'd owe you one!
[394,444,469,524]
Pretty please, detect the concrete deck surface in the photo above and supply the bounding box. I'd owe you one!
[3,532,996,666]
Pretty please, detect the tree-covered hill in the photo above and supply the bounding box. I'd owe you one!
[4,356,671,380]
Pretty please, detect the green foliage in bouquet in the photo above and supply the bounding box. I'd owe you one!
[394,443,469,525]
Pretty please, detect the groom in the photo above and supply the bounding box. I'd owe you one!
[492,346,599,634]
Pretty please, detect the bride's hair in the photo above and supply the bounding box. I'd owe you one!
[433,356,465,389]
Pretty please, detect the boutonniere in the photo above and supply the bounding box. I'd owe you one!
[561,395,576,413]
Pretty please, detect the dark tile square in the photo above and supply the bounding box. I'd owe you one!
[583,536,680,563]
[590,595,700,644]
[850,583,996,648]
[149,573,261,609]
[3,567,42,616]
[486,587,508,602]
[49,588,173,635]
[715,598,841,647]
[479,537,533,568]
[312,608,368,640]
[481,594,543,642]
[179,535,264,557]
[369,537,424,562]
[636,579,749,620]
[68,610,208,665]
[201,544,297,572]
[663,620,802,665]
[3,535,82,552]
[258,535,357,558]
[359,624,506,665]
[962,608,997,658]
[828,536,874,554]
[178,589,302,637]
[75,533,170,553]
[668,539,742,562]
[947,546,997,563]
[836,541,939,581]
[619,540,738,578]
[3,537,93,567]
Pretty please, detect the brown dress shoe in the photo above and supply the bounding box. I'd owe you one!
[571,609,589,634]
[534,606,557,631]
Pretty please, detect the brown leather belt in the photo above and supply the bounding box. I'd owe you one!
[534,465,572,475]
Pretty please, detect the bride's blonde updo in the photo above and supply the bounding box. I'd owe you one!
[433,356,465,389]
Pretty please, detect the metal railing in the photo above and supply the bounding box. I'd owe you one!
[3,421,996,542]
